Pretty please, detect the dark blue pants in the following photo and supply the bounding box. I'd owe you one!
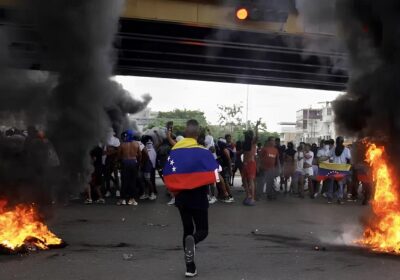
[121,159,138,199]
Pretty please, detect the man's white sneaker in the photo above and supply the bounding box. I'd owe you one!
[128,199,138,206]
[209,196,217,204]
[220,197,233,203]
[149,193,157,200]
[167,197,175,206]
[117,199,126,206]
[139,194,149,200]
[95,198,105,204]
[105,191,111,198]
[84,198,93,204]
[115,190,121,198]
[185,262,197,278]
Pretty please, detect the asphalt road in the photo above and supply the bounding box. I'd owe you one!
[1,183,400,280]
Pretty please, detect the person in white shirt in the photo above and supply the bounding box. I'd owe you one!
[204,134,218,204]
[293,143,305,196]
[327,136,351,204]
[317,141,331,163]
[315,140,332,197]
[142,136,157,200]
[104,131,121,198]
[302,144,314,198]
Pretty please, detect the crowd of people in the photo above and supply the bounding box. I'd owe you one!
[0,122,372,278]
[0,121,371,208]
[81,120,371,208]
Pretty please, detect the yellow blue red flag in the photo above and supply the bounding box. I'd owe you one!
[317,162,351,181]
[163,138,219,192]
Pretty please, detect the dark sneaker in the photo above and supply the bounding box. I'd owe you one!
[362,199,368,206]
[243,198,255,206]
[184,235,195,264]
[185,262,197,278]
[327,198,333,204]
[337,199,344,205]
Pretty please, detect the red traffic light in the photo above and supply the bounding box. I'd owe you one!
[236,8,249,20]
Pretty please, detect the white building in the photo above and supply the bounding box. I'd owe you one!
[279,102,354,146]
[278,122,297,145]
[295,107,322,144]
[128,108,158,131]
[291,102,337,144]
[318,102,336,141]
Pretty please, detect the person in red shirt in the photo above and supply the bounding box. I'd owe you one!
[258,137,280,200]
[242,120,260,206]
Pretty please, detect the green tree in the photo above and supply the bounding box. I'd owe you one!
[257,131,280,145]
[158,109,207,125]
[217,103,244,132]
[146,109,208,131]
[246,120,268,132]
[210,118,278,144]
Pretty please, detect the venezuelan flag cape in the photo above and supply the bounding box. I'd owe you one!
[163,138,219,192]
[316,162,351,181]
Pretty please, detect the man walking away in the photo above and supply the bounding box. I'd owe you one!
[163,120,219,278]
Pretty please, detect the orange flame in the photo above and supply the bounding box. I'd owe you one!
[359,143,400,254]
[0,200,62,251]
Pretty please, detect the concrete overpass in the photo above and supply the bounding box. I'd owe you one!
[0,0,348,91]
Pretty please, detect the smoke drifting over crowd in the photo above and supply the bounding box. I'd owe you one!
[0,0,151,200]
[333,0,400,169]
[294,0,347,73]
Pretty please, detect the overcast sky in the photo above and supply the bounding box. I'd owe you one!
[116,76,344,132]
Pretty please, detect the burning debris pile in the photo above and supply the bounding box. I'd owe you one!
[0,200,64,254]
[357,143,400,254]
[331,0,400,254]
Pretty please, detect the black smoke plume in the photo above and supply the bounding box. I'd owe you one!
[294,0,347,73]
[0,0,151,202]
[333,0,400,168]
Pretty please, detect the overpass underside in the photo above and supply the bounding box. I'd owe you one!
[118,18,347,91]
[0,0,348,91]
